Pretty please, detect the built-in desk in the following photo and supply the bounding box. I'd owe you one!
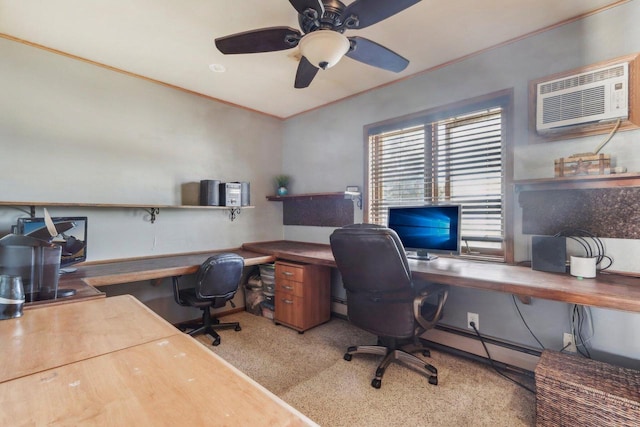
[242,240,640,313]
[39,240,640,313]
[27,248,275,309]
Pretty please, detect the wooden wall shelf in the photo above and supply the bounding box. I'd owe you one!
[266,192,345,201]
[514,173,640,191]
[0,201,254,222]
[514,174,640,239]
[266,192,355,227]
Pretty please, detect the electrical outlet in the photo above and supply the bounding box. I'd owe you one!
[467,312,479,330]
[563,332,577,352]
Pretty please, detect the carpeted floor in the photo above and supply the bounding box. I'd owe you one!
[195,312,536,426]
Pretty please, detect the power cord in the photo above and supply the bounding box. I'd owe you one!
[511,295,545,349]
[553,228,613,271]
[571,304,593,359]
[469,321,536,394]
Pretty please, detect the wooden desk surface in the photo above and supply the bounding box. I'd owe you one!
[0,333,315,426]
[1,295,178,383]
[60,248,275,288]
[242,240,640,313]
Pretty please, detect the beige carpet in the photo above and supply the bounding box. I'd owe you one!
[196,312,536,427]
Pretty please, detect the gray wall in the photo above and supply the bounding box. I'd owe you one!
[1,4,638,367]
[0,37,285,319]
[281,2,640,367]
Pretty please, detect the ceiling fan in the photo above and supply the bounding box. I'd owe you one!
[214,0,421,88]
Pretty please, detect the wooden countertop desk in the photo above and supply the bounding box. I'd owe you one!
[242,240,640,313]
[30,240,640,313]
[0,295,317,426]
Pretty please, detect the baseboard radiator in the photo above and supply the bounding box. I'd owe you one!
[422,325,541,372]
[331,299,540,372]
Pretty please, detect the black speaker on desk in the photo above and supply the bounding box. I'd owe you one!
[199,180,220,206]
[531,236,567,273]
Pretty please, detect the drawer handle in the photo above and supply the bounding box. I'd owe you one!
[281,299,294,304]
[282,271,294,276]
[282,285,294,290]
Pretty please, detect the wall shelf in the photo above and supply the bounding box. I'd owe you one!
[266,192,355,226]
[513,173,640,192]
[513,174,640,239]
[0,201,254,223]
[266,192,345,201]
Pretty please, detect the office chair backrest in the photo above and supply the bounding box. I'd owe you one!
[330,224,412,294]
[330,224,418,338]
[195,253,244,302]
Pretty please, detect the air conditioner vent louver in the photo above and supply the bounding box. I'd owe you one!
[539,65,626,95]
[536,62,629,132]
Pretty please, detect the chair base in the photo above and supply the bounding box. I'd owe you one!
[176,310,241,346]
[343,339,438,389]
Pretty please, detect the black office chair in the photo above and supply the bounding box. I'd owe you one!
[173,253,244,346]
[330,224,449,389]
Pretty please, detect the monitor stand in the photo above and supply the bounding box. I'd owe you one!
[406,250,438,261]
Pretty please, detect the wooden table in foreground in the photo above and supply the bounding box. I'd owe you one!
[0,295,316,426]
[242,240,640,313]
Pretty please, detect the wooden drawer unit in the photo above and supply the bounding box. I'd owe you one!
[274,261,330,332]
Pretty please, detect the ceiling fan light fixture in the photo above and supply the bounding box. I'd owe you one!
[298,30,350,70]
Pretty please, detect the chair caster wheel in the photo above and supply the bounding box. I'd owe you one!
[428,376,438,385]
[343,353,352,361]
[371,379,382,389]
[212,337,221,346]
[422,350,431,357]
[234,325,241,331]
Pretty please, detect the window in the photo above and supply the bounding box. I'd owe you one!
[366,91,512,261]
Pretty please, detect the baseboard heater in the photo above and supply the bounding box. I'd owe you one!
[421,324,541,373]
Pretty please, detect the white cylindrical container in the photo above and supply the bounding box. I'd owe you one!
[570,256,597,278]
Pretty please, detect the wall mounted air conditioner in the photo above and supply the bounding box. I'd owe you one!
[536,62,629,132]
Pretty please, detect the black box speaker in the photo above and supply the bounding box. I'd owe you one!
[199,180,220,206]
[531,236,567,273]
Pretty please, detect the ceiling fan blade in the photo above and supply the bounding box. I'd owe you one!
[341,0,421,29]
[346,37,409,72]
[289,0,324,17]
[215,27,301,54]
[294,56,319,88]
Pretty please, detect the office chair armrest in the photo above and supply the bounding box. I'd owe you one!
[172,276,186,306]
[413,285,449,332]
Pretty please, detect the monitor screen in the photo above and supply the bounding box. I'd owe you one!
[387,205,461,260]
[16,216,88,267]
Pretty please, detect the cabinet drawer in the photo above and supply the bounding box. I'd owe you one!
[275,263,304,282]
[275,294,304,327]
[277,279,304,298]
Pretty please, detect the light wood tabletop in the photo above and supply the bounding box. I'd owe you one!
[0,294,317,426]
[1,295,179,383]
[0,333,316,426]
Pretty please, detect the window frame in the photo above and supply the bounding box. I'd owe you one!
[363,89,514,263]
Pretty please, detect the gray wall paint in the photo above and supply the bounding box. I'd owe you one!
[282,2,640,367]
[0,37,285,319]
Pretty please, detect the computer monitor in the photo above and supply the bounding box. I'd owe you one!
[16,216,88,268]
[387,205,461,260]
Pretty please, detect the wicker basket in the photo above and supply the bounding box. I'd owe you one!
[535,350,640,426]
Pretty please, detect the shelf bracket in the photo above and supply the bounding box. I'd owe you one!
[229,207,241,221]
[145,207,160,224]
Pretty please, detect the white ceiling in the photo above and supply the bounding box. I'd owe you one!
[0,0,622,118]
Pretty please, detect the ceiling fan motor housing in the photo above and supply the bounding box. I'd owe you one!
[299,0,348,33]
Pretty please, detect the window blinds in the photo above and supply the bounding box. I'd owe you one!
[368,107,504,258]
